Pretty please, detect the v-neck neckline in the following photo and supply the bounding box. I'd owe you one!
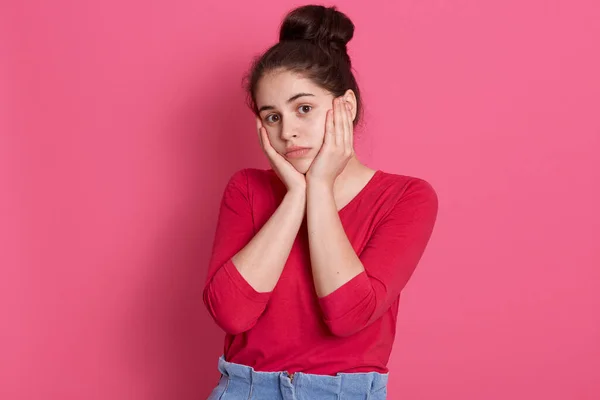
[267,168,382,214]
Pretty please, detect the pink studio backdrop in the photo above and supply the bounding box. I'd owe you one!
[2,1,599,399]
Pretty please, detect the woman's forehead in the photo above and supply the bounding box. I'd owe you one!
[256,71,329,103]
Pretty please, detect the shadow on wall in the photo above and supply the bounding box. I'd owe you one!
[128,56,261,399]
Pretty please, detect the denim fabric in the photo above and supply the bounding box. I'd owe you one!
[207,355,388,399]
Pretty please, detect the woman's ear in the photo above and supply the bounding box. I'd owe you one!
[342,89,357,122]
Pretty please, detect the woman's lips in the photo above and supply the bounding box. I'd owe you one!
[285,148,311,158]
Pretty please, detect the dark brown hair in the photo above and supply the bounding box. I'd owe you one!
[243,5,363,127]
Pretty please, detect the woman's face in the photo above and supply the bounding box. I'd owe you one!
[255,69,352,174]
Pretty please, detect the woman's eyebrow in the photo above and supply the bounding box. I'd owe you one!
[258,93,315,113]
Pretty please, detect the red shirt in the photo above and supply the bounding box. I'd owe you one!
[203,168,438,375]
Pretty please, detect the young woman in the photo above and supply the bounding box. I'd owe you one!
[203,5,438,399]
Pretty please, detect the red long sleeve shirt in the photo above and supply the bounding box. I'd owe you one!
[203,168,438,375]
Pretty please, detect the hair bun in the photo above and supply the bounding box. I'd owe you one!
[279,5,354,52]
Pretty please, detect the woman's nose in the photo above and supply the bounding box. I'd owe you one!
[280,119,299,140]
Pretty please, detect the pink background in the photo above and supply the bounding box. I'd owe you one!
[2,0,599,399]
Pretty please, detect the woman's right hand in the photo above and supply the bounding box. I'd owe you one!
[256,117,306,193]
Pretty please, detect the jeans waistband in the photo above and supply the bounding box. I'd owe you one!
[217,355,388,397]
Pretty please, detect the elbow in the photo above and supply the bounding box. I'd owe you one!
[202,289,257,335]
[325,321,364,338]
[321,295,377,338]
[214,315,256,336]
[324,308,374,337]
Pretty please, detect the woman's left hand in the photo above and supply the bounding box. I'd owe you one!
[306,96,355,187]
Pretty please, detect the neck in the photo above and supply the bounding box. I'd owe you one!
[333,155,365,192]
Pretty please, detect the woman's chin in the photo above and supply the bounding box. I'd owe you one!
[290,158,313,175]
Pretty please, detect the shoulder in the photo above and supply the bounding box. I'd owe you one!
[376,170,438,205]
[227,167,278,186]
[372,171,438,226]
[224,167,282,196]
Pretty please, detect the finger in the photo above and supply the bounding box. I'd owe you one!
[262,129,285,160]
[255,116,262,131]
[258,127,266,153]
[256,117,264,145]
[260,127,274,157]
[344,101,354,154]
[341,99,351,149]
[340,99,350,149]
[333,98,343,146]
[264,128,275,151]
[325,108,334,145]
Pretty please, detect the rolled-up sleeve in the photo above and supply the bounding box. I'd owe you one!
[203,169,272,335]
[318,178,438,337]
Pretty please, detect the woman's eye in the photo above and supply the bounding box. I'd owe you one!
[298,105,312,114]
[264,106,310,123]
[265,114,280,123]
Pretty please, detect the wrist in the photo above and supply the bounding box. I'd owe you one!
[285,187,307,201]
[306,177,334,192]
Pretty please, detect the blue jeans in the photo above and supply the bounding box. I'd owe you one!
[207,355,388,399]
